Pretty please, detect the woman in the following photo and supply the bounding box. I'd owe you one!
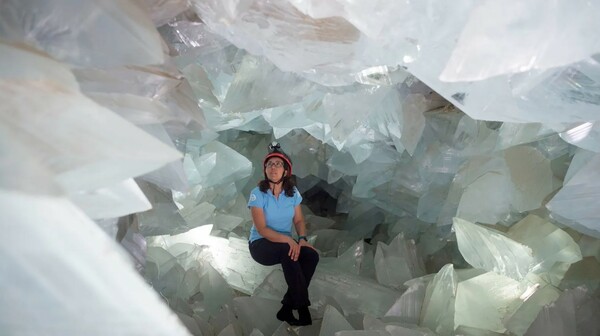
[247,142,319,326]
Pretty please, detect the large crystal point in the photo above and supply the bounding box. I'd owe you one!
[319,240,367,275]
[374,234,426,289]
[74,65,207,128]
[546,152,600,237]
[0,82,182,193]
[384,278,427,324]
[420,264,457,335]
[559,122,600,154]
[507,215,582,286]
[184,140,252,188]
[454,217,534,280]
[137,181,190,236]
[69,178,151,220]
[319,305,354,336]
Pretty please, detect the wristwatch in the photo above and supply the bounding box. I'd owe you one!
[298,235,308,242]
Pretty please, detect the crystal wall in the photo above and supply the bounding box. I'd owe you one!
[1,1,600,335]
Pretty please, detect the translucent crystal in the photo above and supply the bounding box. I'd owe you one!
[0,191,190,335]
[0,41,79,90]
[420,264,457,335]
[503,277,561,336]
[320,240,366,276]
[546,153,600,237]
[75,65,207,131]
[69,178,151,220]
[0,82,182,193]
[454,272,522,333]
[139,0,189,26]
[384,279,426,324]
[320,305,354,336]
[440,0,600,82]
[0,0,165,67]
[525,286,600,336]
[503,146,555,212]
[233,297,281,336]
[137,181,190,236]
[184,140,252,188]
[454,217,534,280]
[507,215,582,286]
[559,122,600,153]
[374,234,426,289]
[190,0,361,85]
[221,53,319,114]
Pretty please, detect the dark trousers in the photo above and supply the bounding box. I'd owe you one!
[249,238,319,309]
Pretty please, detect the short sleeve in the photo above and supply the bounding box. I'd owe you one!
[293,187,302,206]
[248,188,264,208]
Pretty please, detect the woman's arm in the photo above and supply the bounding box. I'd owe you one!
[293,206,316,251]
[292,205,307,237]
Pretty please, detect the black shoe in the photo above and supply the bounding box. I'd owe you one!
[276,304,300,325]
[297,306,312,326]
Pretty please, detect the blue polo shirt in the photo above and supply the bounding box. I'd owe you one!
[247,186,302,242]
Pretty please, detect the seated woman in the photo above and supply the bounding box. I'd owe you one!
[247,142,319,326]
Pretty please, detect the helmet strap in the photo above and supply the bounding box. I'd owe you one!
[266,171,286,186]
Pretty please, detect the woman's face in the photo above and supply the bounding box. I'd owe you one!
[265,157,285,181]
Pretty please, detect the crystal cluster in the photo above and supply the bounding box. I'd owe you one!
[1,0,600,335]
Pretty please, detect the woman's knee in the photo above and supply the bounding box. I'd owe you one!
[301,247,320,263]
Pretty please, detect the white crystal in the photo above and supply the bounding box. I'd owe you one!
[546,152,600,237]
[454,217,534,280]
[0,191,190,335]
[0,0,165,67]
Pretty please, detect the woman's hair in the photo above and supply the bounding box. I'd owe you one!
[258,175,296,197]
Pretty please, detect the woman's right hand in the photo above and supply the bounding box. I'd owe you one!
[287,237,300,261]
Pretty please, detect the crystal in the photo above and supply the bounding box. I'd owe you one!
[0,40,79,90]
[0,82,182,194]
[374,234,426,289]
[420,264,457,335]
[454,217,534,280]
[69,178,151,220]
[140,0,189,26]
[0,191,190,335]
[320,305,355,336]
[546,152,600,237]
[0,0,165,67]
[233,297,281,336]
[440,0,600,82]
[454,272,522,333]
[525,286,600,336]
[507,215,582,286]
[384,279,426,324]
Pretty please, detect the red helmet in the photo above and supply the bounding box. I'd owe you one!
[263,142,293,176]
